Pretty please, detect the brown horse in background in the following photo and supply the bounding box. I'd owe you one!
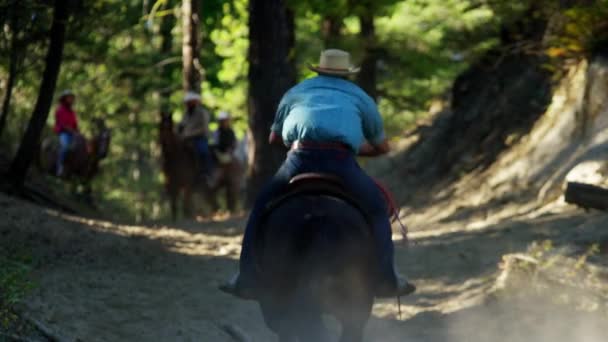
[159,112,217,220]
[210,147,244,213]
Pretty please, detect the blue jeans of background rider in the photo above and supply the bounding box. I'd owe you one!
[194,136,214,174]
[239,148,396,287]
[57,132,73,171]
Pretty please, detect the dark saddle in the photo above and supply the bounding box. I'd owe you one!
[265,173,370,221]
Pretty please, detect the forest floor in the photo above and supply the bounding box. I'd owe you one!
[1,187,607,341]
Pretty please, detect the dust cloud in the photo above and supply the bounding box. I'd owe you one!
[444,292,606,342]
[364,295,606,342]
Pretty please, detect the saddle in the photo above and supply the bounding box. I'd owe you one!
[264,173,371,222]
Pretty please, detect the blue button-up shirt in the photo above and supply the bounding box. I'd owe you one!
[271,75,386,152]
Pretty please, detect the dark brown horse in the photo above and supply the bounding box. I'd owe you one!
[159,112,217,220]
[40,118,111,201]
[209,148,244,213]
[257,189,376,342]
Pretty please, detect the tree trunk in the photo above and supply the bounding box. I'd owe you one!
[8,0,69,188]
[160,2,175,113]
[357,12,378,101]
[182,0,201,93]
[0,36,18,138]
[321,15,342,49]
[0,1,21,138]
[246,0,296,206]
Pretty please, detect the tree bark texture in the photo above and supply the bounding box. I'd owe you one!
[0,0,21,138]
[246,0,296,206]
[321,15,342,49]
[0,34,18,138]
[160,2,175,113]
[8,0,69,187]
[357,11,378,101]
[182,0,201,93]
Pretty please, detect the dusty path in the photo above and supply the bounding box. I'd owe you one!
[1,193,606,341]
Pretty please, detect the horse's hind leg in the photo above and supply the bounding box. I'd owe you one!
[204,186,220,215]
[338,284,373,342]
[339,322,365,342]
[338,299,372,342]
[83,182,94,206]
[170,196,178,221]
[294,311,330,342]
[167,186,178,221]
[278,332,297,342]
[262,300,329,342]
[183,187,194,218]
[226,178,238,212]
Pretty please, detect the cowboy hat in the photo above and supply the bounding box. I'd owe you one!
[183,91,201,103]
[217,111,231,121]
[308,49,360,76]
[59,89,75,99]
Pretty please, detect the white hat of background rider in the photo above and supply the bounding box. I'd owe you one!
[217,111,231,121]
[308,49,360,76]
[183,91,201,103]
[60,89,75,98]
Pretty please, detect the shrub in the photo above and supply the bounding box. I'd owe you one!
[0,255,34,329]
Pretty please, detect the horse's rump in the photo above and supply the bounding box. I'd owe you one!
[40,136,59,173]
[256,195,375,317]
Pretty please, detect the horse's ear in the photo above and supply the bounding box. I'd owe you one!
[160,111,172,120]
[94,117,107,128]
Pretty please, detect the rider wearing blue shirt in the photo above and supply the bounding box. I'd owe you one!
[222,49,415,299]
[273,75,386,151]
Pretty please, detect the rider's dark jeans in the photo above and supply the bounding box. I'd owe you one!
[239,148,396,288]
[57,131,74,172]
[193,136,214,174]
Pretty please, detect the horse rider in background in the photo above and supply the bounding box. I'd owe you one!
[178,91,214,183]
[213,111,237,164]
[53,90,79,177]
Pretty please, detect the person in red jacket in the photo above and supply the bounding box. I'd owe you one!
[54,90,79,176]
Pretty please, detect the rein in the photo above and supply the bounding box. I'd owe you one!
[372,178,409,244]
[373,178,409,319]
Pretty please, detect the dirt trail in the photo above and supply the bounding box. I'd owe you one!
[1,192,606,341]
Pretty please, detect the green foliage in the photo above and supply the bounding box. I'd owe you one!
[547,0,608,60]
[0,0,502,220]
[204,0,249,135]
[0,255,34,329]
[374,0,497,133]
[3,0,582,220]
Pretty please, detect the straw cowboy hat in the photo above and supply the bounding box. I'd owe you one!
[183,91,201,103]
[308,49,360,76]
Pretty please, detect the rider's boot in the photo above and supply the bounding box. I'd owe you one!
[219,271,257,300]
[375,268,416,298]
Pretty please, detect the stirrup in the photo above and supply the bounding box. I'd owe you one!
[375,278,416,298]
[219,275,257,300]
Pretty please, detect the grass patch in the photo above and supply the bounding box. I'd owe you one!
[0,254,35,331]
[496,241,608,315]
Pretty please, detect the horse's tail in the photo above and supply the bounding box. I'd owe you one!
[257,195,376,340]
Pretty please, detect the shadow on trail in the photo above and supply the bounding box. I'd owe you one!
[1,192,601,341]
[164,214,247,238]
[401,211,589,283]
[0,195,274,341]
